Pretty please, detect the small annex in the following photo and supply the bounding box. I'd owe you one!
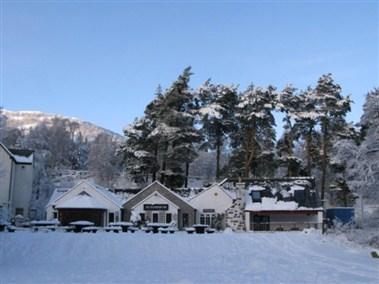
[189,182,235,229]
[122,181,196,229]
[46,181,124,226]
[243,177,323,231]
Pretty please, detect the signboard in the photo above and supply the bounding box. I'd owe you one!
[203,209,215,213]
[144,204,169,211]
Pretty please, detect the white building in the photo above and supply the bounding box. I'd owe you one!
[243,179,323,231]
[46,181,124,226]
[123,181,196,229]
[0,143,34,220]
[189,183,235,229]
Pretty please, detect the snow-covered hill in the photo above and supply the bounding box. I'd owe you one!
[1,109,123,142]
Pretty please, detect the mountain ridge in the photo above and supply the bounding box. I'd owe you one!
[1,109,124,142]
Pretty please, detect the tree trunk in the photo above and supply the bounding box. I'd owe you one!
[152,144,158,181]
[244,119,256,177]
[321,119,328,205]
[216,135,222,181]
[306,127,313,176]
[160,143,168,185]
[184,162,189,188]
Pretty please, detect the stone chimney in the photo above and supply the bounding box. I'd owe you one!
[236,182,246,201]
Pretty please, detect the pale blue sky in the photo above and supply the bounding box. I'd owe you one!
[1,0,378,134]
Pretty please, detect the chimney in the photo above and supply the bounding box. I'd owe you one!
[236,182,245,200]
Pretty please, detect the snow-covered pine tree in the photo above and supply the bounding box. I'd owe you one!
[314,74,351,205]
[197,80,238,180]
[276,85,302,177]
[350,89,379,225]
[149,67,201,188]
[292,87,321,177]
[230,84,277,177]
[122,116,159,184]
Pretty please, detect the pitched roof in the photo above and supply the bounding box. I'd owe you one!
[56,193,107,209]
[123,181,195,210]
[188,183,236,201]
[47,181,123,208]
[0,143,33,164]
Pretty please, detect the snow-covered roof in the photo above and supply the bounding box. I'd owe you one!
[241,177,320,211]
[46,188,70,208]
[47,181,124,209]
[245,196,322,212]
[56,194,107,209]
[188,183,236,201]
[0,143,33,164]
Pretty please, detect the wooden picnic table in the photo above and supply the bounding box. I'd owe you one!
[69,221,94,233]
[109,222,133,232]
[146,223,171,234]
[82,226,100,233]
[192,224,209,234]
[104,226,122,233]
[30,220,60,232]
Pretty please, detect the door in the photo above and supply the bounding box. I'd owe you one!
[152,213,159,223]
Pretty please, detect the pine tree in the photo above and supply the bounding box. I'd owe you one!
[314,74,351,205]
[231,84,277,177]
[151,67,201,187]
[197,80,238,180]
[276,85,302,176]
[292,87,320,176]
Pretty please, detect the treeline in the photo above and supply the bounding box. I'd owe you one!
[122,67,359,206]
[0,115,122,195]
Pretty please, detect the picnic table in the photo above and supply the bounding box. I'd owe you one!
[109,222,133,232]
[104,226,122,233]
[82,226,100,233]
[192,224,209,234]
[30,220,60,232]
[146,223,171,234]
[69,221,94,233]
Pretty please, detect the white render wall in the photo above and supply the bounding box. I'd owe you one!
[190,185,233,214]
[12,163,33,218]
[189,185,234,223]
[131,191,179,223]
[0,147,13,210]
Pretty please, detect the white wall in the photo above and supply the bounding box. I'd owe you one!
[0,147,13,210]
[190,185,233,219]
[132,191,179,223]
[12,163,33,218]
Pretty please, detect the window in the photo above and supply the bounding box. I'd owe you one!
[200,214,205,224]
[15,208,24,216]
[53,212,58,219]
[108,212,114,223]
[152,213,159,223]
[166,213,172,223]
[252,191,261,202]
[140,213,145,222]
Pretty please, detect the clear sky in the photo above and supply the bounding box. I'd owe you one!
[1,0,378,135]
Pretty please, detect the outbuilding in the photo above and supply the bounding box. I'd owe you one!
[244,178,323,231]
[122,181,196,229]
[189,183,235,229]
[46,181,123,226]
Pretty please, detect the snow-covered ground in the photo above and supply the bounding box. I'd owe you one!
[0,231,378,284]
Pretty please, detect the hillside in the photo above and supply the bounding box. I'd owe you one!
[1,109,123,142]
